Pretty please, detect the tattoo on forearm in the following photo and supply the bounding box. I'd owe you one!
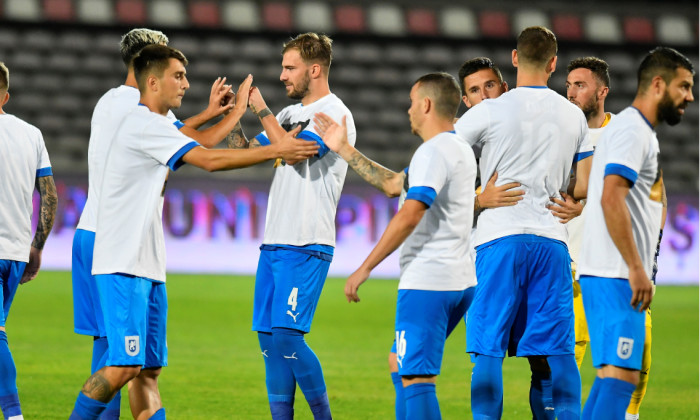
[256,107,272,120]
[32,176,57,250]
[226,122,249,149]
[347,149,398,193]
[82,372,115,403]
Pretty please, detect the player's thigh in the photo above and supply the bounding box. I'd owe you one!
[0,259,26,326]
[395,289,465,376]
[467,241,523,356]
[144,281,167,369]
[579,276,645,370]
[72,229,104,336]
[96,274,152,366]
[269,250,330,333]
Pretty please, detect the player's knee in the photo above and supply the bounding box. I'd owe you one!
[139,367,162,381]
[271,327,304,352]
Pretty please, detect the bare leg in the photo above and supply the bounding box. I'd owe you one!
[128,367,163,420]
[82,366,141,403]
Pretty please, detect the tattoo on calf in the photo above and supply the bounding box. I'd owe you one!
[82,373,114,402]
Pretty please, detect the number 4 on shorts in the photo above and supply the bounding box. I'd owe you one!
[288,287,299,312]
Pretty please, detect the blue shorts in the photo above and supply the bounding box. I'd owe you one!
[579,275,645,370]
[466,235,574,357]
[252,246,331,333]
[72,229,105,337]
[96,274,168,368]
[0,260,26,327]
[393,288,473,376]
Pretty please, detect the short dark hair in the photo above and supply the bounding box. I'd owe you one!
[133,45,188,92]
[282,32,333,70]
[0,62,8,92]
[458,57,504,96]
[414,72,461,119]
[567,57,611,88]
[516,26,557,69]
[637,47,695,94]
[120,28,169,67]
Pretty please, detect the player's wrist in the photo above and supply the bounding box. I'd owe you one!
[255,107,272,119]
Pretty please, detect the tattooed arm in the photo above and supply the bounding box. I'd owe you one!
[225,121,262,150]
[314,112,404,197]
[21,175,57,284]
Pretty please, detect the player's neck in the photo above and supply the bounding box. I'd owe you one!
[420,119,454,142]
[124,69,138,89]
[301,81,330,106]
[139,97,169,116]
[516,70,549,88]
[631,97,659,127]
[587,109,607,129]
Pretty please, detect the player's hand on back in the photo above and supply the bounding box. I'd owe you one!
[274,125,319,163]
[314,112,348,154]
[478,172,524,209]
[205,77,234,119]
[547,192,584,223]
[628,265,653,311]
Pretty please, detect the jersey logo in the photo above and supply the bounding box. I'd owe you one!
[283,352,298,360]
[125,336,140,356]
[286,310,300,323]
[261,349,269,358]
[617,337,634,360]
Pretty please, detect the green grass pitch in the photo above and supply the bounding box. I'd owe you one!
[7,272,699,419]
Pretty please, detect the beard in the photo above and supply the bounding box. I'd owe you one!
[578,95,598,121]
[286,72,311,100]
[657,91,684,126]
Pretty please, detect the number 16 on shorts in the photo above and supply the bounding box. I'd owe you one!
[396,330,407,368]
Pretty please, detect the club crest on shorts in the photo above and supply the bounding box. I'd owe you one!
[125,335,140,356]
[617,337,634,360]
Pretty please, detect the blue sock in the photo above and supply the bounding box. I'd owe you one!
[582,377,602,420]
[548,355,581,420]
[591,378,636,420]
[272,328,331,420]
[0,331,21,419]
[149,407,165,419]
[391,372,406,420]
[529,368,555,420]
[470,354,503,420]
[92,337,121,420]
[259,332,295,420]
[69,392,108,420]
[404,383,441,420]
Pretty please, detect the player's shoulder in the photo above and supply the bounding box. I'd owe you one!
[0,113,41,135]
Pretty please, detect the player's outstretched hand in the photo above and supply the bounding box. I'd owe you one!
[628,265,653,311]
[344,267,370,303]
[314,113,348,154]
[547,192,584,223]
[233,75,253,114]
[205,77,234,118]
[478,172,524,209]
[20,246,42,284]
[249,86,268,115]
[275,125,319,163]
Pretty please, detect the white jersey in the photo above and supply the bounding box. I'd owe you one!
[567,112,613,273]
[92,105,198,282]
[578,107,661,279]
[255,93,355,247]
[455,87,592,247]
[399,132,477,291]
[0,114,52,262]
[77,85,177,232]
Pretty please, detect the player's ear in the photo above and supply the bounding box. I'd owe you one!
[502,81,509,92]
[1,92,9,107]
[598,85,609,100]
[310,63,322,79]
[650,75,666,99]
[511,49,518,68]
[147,74,159,92]
[462,95,471,108]
[548,55,558,74]
[423,96,432,114]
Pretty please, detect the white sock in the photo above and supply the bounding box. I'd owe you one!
[625,413,639,420]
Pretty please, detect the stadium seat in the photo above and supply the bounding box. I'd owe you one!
[479,11,511,38]
[296,1,332,32]
[552,14,583,41]
[262,2,293,31]
[657,15,694,45]
[150,0,187,27]
[584,13,623,43]
[4,0,41,20]
[76,0,113,23]
[367,3,406,36]
[406,8,438,36]
[22,29,56,53]
[0,28,20,51]
[512,10,549,35]
[115,0,147,24]
[334,5,365,34]
[221,0,259,31]
[421,44,454,69]
[623,17,655,43]
[440,7,479,39]
[189,1,221,27]
[385,44,419,67]
[43,0,75,21]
